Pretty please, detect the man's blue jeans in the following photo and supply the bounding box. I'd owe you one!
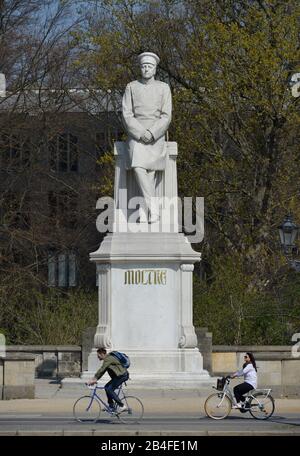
[105,372,129,407]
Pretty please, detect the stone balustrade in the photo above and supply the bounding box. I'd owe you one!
[4,346,81,379]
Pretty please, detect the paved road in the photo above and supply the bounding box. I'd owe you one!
[0,412,300,435]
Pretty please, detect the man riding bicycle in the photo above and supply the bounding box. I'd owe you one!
[88,347,129,413]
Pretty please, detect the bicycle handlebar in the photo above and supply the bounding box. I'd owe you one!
[85,382,104,389]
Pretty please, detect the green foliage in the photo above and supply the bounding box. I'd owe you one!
[0,287,97,345]
[194,254,300,344]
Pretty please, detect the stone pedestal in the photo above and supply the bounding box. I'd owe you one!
[80,142,212,388]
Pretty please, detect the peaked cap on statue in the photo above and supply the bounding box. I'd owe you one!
[138,52,160,66]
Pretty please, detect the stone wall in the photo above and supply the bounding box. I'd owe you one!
[5,346,81,379]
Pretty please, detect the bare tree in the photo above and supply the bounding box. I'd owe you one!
[0,1,113,343]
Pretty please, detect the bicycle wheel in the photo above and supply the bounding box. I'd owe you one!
[116,396,144,424]
[204,393,232,420]
[249,393,275,420]
[73,395,101,423]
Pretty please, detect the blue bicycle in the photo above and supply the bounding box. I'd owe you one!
[73,383,144,424]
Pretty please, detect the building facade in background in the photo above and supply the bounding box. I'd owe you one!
[0,89,123,290]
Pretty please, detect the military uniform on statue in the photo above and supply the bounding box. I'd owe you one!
[122,52,171,223]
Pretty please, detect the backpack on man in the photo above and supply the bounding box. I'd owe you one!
[110,351,130,369]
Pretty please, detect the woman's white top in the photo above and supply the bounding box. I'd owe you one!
[236,363,257,389]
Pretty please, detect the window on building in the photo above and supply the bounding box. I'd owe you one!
[0,133,31,169]
[0,191,30,229]
[95,131,107,153]
[48,189,78,228]
[48,252,78,287]
[49,133,78,172]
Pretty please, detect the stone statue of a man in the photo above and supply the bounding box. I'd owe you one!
[122,52,172,223]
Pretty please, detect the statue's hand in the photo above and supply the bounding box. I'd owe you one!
[141,130,154,144]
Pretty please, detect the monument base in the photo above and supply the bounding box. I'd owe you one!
[78,231,213,389]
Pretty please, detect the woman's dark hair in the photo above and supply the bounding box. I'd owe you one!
[243,352,257,371]
[97,347,107,355]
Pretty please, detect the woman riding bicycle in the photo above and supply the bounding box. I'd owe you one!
[231,352,257,409]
